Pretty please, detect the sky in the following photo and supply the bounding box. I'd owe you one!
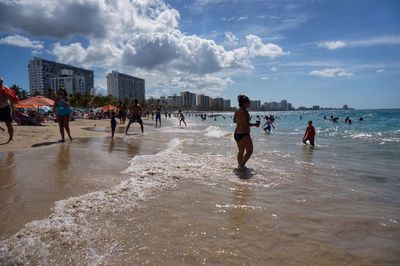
[0,0,399,109]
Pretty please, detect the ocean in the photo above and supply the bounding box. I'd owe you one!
[1,109,399,265]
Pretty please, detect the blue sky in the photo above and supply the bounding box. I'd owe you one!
[0,0,399,109]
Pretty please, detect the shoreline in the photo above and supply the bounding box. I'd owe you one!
[0,118,168,239]
[0,119,119,152]
[0,113,399,264]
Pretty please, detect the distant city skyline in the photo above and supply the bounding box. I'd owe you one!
[1,0,400,109]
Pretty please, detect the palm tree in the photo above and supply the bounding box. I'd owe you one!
[9,84,28,100]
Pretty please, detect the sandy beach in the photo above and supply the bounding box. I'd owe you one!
[0,118,165,239]
[0,119,114,152]
[1,112,399,265]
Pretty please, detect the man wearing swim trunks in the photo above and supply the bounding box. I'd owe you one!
[233,95,260,169]
[125,99,144,134]
[0,78,17,143]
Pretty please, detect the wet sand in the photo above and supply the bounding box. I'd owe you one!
[0,119,165,239]
[1,116,399,265]
[0,119,112,152]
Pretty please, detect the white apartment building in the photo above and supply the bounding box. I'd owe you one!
[51,69,86,95]
[107,71,145,101]
[28,57,94,95]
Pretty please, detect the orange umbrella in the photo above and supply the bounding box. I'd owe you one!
[16,96,54,108]
[16,103,40,109]
[101,104,118,111]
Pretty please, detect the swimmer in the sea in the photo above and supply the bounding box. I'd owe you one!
[262,118,275,133]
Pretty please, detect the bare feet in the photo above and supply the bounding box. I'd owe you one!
[238,164,247,170]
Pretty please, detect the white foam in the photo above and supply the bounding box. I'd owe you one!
[204,126,231,138]
[0,138,293,264]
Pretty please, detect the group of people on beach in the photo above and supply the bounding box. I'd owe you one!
[111,100,187,138]
[1,77,336,173]
[0,81,75,144]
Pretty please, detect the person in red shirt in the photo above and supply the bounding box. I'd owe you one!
[0,78,18,143]
[303,120,316,146]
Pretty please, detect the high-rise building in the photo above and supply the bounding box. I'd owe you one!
[212,97,224,110]
[250,100,261,111]
[107,71,145,101]
[280,100,288,111]
[28,56,94,96]
[223,99,231,109]
[51,69,86,95]
[197,94,210,109]
[181,91,196,108]
[167,95,183,107]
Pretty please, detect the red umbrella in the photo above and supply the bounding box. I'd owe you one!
[101,104,118,111]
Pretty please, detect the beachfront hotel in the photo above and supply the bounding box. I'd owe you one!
[28,57,94,96]
[51,69,86,96]
[181,91,196,108]
[107,71,145,102]
[197,94,210,108]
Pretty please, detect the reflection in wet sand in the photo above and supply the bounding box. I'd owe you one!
[230,184,252,229]
[0,136,146,239]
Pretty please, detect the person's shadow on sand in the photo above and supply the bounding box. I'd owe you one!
[31,141,59,148]
[233,167,255,179]
[125,132,140,136]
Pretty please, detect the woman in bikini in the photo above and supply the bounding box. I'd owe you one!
[233,95,260,169]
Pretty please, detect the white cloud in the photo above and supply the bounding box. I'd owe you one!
[376,69,385,73]
[318,41,346,50]
[246,35,286,58]
[0,0,286,93]
[0,34,43,51]
[309,68,354,78]
[351,35,400,47]
[238,16,248,21]
[260,76,269,80]
[224,32,239,46]
[270,67,278,72]
[318,35,400,50]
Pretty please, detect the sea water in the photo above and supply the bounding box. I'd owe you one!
[0,109,399,265]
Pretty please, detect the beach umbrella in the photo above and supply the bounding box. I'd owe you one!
[101,104,118,111]
[16,103,39,109]
[16,96,54,108]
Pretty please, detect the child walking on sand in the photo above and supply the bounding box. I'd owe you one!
[233,95,260,169]
[111,111,117,138]
[303,120,316,146]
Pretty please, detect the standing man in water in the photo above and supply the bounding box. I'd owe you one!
[125,99,144,134]
[233,95,260,169]
[155,105,162,128]
[0,78,18,143]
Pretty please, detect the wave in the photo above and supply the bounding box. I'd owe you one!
[204,126,231,138]
[0,138,292,264]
